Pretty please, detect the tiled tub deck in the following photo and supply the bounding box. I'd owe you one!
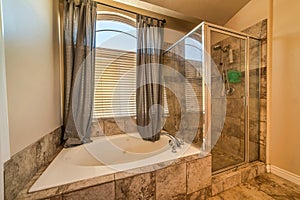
[15,153,265,200]
[17,150,211,200]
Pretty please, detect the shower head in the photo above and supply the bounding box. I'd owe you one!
[222,45,230,52]
[213,45,222,50]
[213,44,230,52]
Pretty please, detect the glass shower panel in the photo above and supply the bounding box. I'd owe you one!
[163,26,205,147]
[210,30,247,172]
[183,30,204,145]
[249,38,261,162]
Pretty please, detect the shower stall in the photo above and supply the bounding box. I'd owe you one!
[163,22,261,173]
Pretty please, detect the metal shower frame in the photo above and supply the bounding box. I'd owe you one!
[164,21,261,174]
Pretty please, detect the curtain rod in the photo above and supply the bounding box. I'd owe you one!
[95,1,166,23]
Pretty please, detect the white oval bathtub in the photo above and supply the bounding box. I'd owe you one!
[29,133,201,192]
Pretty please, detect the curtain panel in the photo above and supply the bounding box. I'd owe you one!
[136,15,165,142]
[63,0,97,147]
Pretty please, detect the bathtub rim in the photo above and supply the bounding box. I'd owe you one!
[26,147,208,196]
[28,145,207,193]
[26,133,209,196]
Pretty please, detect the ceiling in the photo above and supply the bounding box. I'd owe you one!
[114,0,251,25]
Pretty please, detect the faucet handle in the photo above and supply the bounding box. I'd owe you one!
[171,145,177,153]
[179,138,184,145]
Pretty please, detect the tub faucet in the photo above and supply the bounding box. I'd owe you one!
[162,132,184,153]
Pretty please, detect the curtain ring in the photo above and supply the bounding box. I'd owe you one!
[150,18,154,26]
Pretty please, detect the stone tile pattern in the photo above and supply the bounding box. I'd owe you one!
[211,162,266,196]
[16,154,214,200]
[210,19,268,171]
[187,155,212,194]
[91,117,137,137]
[115,172,155,200]
[4,127,62,200]
[15,154,266,199]
[156,162,187,199]
[63,182,115,200]
[209,173,300,200]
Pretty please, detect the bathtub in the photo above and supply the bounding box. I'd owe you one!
[29,133,201,192]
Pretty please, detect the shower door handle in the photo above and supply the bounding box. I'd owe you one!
[242,96,248,106]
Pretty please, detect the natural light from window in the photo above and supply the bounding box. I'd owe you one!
[96,20,136,52]
[185,37,202,62]
[94,13,137,118]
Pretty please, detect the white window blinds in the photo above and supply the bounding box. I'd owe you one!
[185,63,203,112]
[185,37,203,113]
[94,13,168,118]
[94,48,136,118]
[94,47,169,118]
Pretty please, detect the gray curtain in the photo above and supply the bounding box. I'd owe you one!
[63,0,97,147]
[136,15,165,142]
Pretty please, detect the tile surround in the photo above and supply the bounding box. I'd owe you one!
[115,172,155,200]
[187,156,212,194]
[63,182,115,200]
[16,153,213,200]
[62,174,115,194]
[4,127,62,200]
[223,171,241,191]
[211,162,266,196]
[156,163,187,199]
[16,157,266,199]
[91,117,139,137]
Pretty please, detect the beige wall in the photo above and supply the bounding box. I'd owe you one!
[0,0,10,161]
[1,0,10,198]
[210,0,268,46]
[3,0,62,156]
[270,0,300,176]
[224,0,268,30]
[225,0,300,176]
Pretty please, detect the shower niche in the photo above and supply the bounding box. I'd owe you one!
[163,22,261,173]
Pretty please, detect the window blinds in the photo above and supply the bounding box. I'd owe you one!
[94,47,169,118]
[94,47,136,118]
[185,62,203,112]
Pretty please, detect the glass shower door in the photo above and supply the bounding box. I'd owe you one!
[209,29,248,172]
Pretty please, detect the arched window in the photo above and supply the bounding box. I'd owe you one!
[96,12,136,52]
[94,11,168,118]
[94,12,137,118]
[185,37,202,61]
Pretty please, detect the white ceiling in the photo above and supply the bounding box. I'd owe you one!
[115,0,251,25]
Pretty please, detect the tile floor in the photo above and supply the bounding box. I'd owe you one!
[209,173,300,200]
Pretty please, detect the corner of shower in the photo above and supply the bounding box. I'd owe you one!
[163,22,262,174]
